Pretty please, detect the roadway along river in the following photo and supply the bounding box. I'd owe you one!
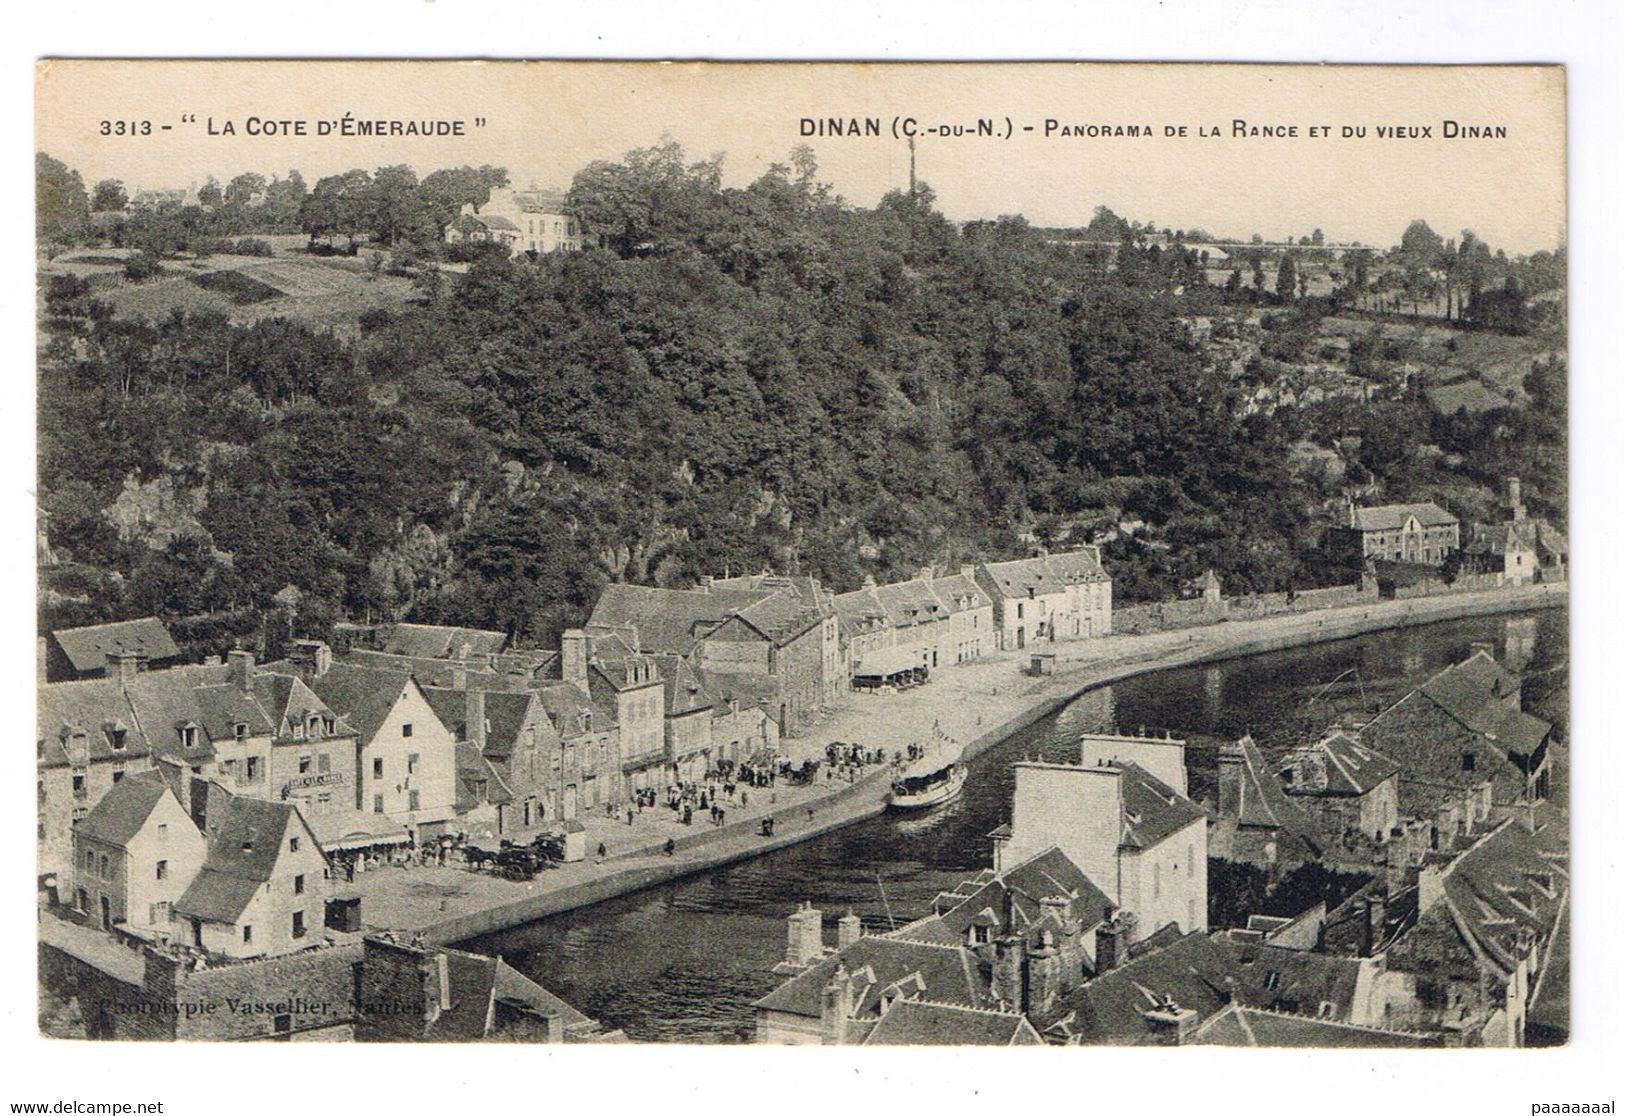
[464,608,1567,1042]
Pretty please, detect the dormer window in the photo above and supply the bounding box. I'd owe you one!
[107,724,128,751]
[233,722,248,741]
[307,715,322,738]
[178,724,199,750]
[323,716,335,734]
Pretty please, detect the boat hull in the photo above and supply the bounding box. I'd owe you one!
[888,765,966,811]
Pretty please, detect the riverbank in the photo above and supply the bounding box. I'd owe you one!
[339,581,1563,945]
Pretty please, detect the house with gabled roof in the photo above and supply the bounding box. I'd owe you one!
[446,186,583,257]
[38,650,360,883]
[1280,731,1402,845]
[1376,810,1568,1046]
[1463,478,1567,585]
[533,679,622,818]
[1328,499,1460,566]
[973,547,1112,652]
[834,566,995,681]
[307,663,459,841]
[71,768,205,936]
[1210,734,1323,867]
[173,791,331,959]
[46,617,182,682]
[585,575,838,736]
[752,932,995,1045]
[1357,649,1552,814]
[422,684,560,834]
[995,753,1208,945]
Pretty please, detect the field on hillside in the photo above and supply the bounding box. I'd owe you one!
[41,247,423,334]
[1317,314,1561,402]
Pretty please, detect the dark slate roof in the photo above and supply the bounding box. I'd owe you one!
[309,663,417,745]
[536,681,615,737]
[38,667,352,771]
[931,573,990,612]
[978,548,1108,599]
[73,770,175,846]
[1420,651,1521,733]
[1283,733,1399,797]
[752,936,989,1019]
[1044,931,1233,1043]
[1217,938,1363,1019]
[376,623,507,659]
[1345,502,1458,531]
[1386,815,1568,987]
[1116,762,1210,850]
[39,679,145,767]
[1227,736,1319,841]
[925,846,1114,946]
[421,687,539,760]
[871,580,949,630]
[1466,520,1540,558]
[656,654,717,718]
[862,1000,1043,1046]
[493,960,591,1028]
[174,796,300,924]
[588,583,779,655]
[50,617,180,672]
[1195,1004,1448,1047]
[833,586,890,637]
[1360,652,1550,812]
[455,741,514,810]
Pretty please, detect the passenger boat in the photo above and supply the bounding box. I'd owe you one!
[888,733,966,811]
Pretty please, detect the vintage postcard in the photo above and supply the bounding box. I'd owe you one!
[33,60,1567,1047]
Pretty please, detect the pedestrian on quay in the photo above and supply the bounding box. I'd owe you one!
[741,790,749,809]
[627,807,635,826]
[664,838,676,857]
[596,842,607,864]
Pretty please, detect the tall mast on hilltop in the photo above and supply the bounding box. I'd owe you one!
[908,134,917,198]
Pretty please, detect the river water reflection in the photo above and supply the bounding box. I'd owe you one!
[466,608,1566,1042]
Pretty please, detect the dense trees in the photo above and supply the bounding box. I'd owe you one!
[36,153,90,249]
[37,145,1567,655]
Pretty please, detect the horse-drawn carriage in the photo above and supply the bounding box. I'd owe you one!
[463,833,566,880]
[786,758,821,786]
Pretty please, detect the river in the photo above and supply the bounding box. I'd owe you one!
[464,607,1567,1042]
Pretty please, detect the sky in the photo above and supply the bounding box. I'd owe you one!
[36,61,1566,254]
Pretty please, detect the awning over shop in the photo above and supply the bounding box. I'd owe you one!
[853,646,928,679]
[309,807,413,853]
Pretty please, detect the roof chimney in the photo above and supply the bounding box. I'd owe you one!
[837,910,863,950]
[108,649,146,685]
[466,689,486,748]
[1143,1000,1200,1044]
[561,630,589,692]
[227,648,255,692]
